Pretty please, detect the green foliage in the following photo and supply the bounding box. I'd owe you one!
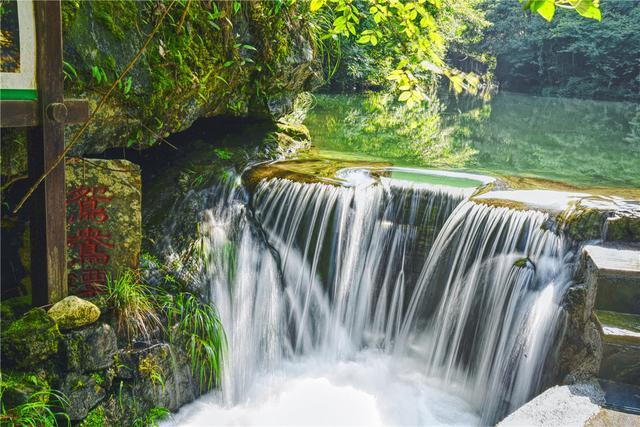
[131,407,170,427]
[0,376,70,427]
[521,0,601,22]
[311,0,491,103]
[138,354,166,393]
[481,0,639,101]
[106,270,162,343]
[164,293,227,393]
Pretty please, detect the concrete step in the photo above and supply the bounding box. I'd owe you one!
[583,245,640,315]
[596,311,640,386]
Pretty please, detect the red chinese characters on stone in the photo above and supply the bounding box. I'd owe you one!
[66,185,114,296]
[66,186,112,223]
[67,227,114,265]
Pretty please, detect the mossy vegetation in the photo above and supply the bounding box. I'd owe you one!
[1,309,61,371]
[58,0,319,154]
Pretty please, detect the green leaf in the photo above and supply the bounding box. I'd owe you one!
[398,91,412,102]
[310,0,325,12]
[537,0,556,21]
[570,0,602,21]
[124,77,133,94]
[357,35,370,44]
[525,0,556,21]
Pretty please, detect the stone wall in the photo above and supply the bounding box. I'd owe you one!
[1,296,200,425]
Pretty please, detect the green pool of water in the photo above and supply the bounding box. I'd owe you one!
[388,170,484,188]
[304,92,640,189]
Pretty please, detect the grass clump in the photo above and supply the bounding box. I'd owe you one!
[165,293,227,393]
[0,377,70,427]
[132,406,170,427]
[106,270,162,344]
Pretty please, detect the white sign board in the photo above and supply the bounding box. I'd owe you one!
[0,0,37,100]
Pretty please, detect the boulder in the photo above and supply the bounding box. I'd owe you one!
[60,372,106,420]
[61,323,117,373]
[48,296,101,330]
[117,342,197,411]
[1,308,61,370]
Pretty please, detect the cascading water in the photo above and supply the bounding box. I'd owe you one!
[400,201,573,423]
[163,169,576,426]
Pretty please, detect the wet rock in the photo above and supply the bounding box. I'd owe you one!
[275,121,311,141]
[117,342,196,411]
[554,251,603,384]
[61,372,106,420]
[48,296,100,330]
[61,323,118,373]
[1,308,61,370]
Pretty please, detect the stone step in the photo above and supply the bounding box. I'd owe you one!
[596,311,640,386]
[583,245,640,315]
[597,380,640,417]
[596,310,640,345]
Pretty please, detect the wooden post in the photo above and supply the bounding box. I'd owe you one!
[28,0,67,305]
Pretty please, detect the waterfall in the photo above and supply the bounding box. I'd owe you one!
[251,178,465,355]
[400,201,573,423]
[195,175,464,403]
[166,172,576,425]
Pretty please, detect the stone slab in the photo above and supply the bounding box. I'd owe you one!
[498,383,604,427]
[584,245,640,276]
[65,158,141,296]
[583,245,640,315]
[499,382,640,426]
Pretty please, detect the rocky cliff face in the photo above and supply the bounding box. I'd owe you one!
[61,0,321,154]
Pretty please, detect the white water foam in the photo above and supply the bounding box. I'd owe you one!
[162,350,480,426]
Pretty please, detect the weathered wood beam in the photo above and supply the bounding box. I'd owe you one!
[28,0,67,306]
[1,99,89,127]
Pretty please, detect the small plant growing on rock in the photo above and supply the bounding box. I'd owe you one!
[106,270,162,344]
[0,379,70,427]
[164,293,227,392]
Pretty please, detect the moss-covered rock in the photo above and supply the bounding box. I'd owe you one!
[0,371,50,410]
[1,309,61,370]
[606,214,640,242]
[48,296,101,330]
[556,204,605,241]
[61,323,118,373]
[58,1,320,156]
[0,295,32,324]
[60,372,106,421]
